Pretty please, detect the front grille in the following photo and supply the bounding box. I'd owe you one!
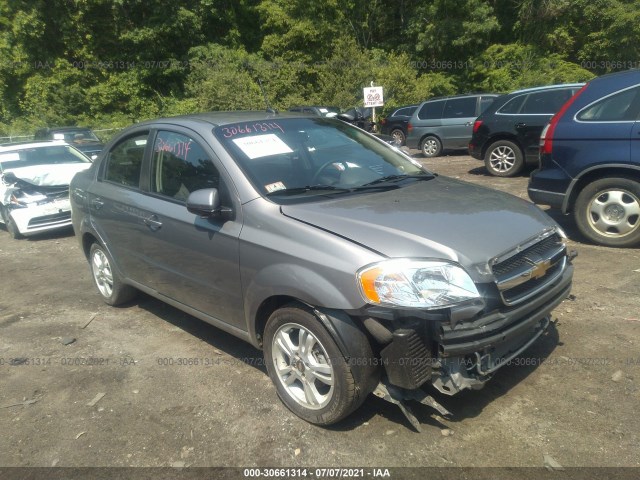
[28,211,71,227]
[492,233,566,306]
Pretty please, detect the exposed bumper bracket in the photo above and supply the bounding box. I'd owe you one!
[372,381,451,432]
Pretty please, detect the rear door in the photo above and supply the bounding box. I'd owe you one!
[516,88,576,160]
[440,96,479,148]
[89,130,151,284]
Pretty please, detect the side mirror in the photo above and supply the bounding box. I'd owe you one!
[186,188,232,218]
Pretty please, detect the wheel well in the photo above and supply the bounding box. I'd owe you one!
[82,233,99,259]
[567,167,640,213]
[253,295,301,347]
[482,135,523,159]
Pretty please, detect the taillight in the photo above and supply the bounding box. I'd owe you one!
[407,122,413,132]
[540,85,587,155]
[473,120,483,133]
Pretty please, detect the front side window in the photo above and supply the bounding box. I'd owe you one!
[577,86,640,122]
[151,131,220,201]
[103,133,148,187]
[442,97,478,118]
[418,101,445,120]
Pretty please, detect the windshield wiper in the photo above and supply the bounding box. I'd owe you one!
[361,173,435,187]
[265,185,351,196]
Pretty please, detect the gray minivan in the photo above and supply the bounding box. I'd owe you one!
[406,94,499,157]
[70,112,573,429]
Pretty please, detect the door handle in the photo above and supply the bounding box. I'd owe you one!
[515,122,526,129]
[465,121,473,126]
[91,198,104,210]
[143,215,163,231]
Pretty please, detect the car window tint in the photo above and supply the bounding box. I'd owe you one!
[442,97,477,118]
[104,133,148,187]
[521,89,573,114]
[577,86,640,122]
[151,131,220,201]
[395,107,415,117]
[498,95,526,114]
[480,97,496,113]
[417,100,445,120]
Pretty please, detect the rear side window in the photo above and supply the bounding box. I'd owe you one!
[394,106,416,117]
[443,97,478,118]
[498,95,526,114]
[577,86,640,122]
[521,89,573,114]
[417,100,445,120]
[151,131,220,201]
[480,97,496,113]
[104,133,148,187]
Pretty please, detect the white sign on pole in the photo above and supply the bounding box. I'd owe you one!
[363,86,384,108]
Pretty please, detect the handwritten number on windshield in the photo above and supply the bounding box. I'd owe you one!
[222,122,284,138]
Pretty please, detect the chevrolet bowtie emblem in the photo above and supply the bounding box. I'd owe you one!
[530,259,552,280]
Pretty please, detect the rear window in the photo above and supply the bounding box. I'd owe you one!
[417,100,445,120]
[521,89,574,114]
[393,106,417,117]
[577,86,640,122]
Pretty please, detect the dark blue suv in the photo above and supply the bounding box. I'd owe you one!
[528,70,640,247]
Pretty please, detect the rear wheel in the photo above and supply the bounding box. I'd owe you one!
[390,129,406,146]
[574,177,640,247]
[89,242,137,305]
[484,140,524,177]
[421,135,442,158]
[263,305,375,425]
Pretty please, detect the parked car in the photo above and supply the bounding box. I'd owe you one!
[379,104,418,146]
[71,112,574,428]
[406,93,499,157]
[34,127,104,160]
[469,84,585,177]
[0,140,91,238]
[528,70,640,247]
[288,106,341,117]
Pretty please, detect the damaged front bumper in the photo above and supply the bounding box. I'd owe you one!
[359,259,573,426]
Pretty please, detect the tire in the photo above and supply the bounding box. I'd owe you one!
[484,140,524,177]
[1,206,23,239]
[390,129,406,146]
[421,135,442,158]
[574,177,640,247]
[263,305,376,426]
[89,242,137,305]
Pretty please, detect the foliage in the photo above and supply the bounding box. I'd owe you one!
[0,0,636,134]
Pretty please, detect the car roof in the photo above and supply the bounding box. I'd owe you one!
[420,93,499,104]
[509,83,586,95]
[38,126,94,132]
[0,140,68,151]
[134,110,322,128]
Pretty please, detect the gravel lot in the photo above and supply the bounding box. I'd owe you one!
[1,153,639,475]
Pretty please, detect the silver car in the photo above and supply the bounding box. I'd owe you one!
[70,112,574,429]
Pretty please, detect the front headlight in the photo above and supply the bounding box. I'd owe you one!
[357,259,480,309]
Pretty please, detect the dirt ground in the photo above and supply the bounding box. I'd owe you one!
[1,153,639,474]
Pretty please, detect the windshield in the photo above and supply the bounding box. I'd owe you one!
[0,145,91,171]
[214,118,429,202]
[52,130,101,143]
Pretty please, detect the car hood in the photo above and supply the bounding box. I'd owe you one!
[280,177,558,278]
[4,163,91,187]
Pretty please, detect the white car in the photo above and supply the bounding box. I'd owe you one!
[0,140,91,238]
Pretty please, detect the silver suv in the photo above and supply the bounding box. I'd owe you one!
[406,94,499,157]
[71,112,574,429]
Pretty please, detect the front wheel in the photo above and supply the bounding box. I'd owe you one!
[484,140,524,177]
[421,135,442,158]
[1,206,23,239]
[574,177,640,247]
[263,305,375,425]
[89,243,137,305]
